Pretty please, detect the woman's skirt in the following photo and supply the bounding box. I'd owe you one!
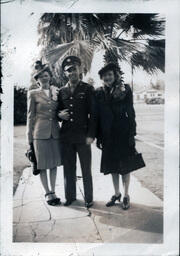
[100,126,145,175]
[100,146,145,175]
[33,138,62,169]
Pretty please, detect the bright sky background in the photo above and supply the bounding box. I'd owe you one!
[2,1,165,89]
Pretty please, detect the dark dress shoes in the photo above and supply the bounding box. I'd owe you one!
[45,192,61,206]
[122,195,130,210]
[106,193,122,207]
[64,198,76,206]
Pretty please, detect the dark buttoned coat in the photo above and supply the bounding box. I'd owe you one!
[95,83,143,175]
[57,81,96,143]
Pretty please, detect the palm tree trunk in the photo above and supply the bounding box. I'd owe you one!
[131,27,135,99]
[131,64,134,99]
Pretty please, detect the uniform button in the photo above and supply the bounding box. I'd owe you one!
[70,104,73,107]
[70,97,73,99]
[49,110,52,112]
[70,119,74,122]
[49,118,52,121]
[70,112,73,114]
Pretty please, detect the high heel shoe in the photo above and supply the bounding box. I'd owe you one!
[51,192,61,205]
[106,193,121,207]
[45,192,61,206]
[122,195,130,210]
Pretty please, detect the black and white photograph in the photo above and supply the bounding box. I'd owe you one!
[0,1,179,256]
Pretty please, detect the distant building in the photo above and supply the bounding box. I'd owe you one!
[133,89,164,103]
[133,90,146,102]
[145,89,164,100]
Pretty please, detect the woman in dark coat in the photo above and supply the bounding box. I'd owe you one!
[95,63,145,210]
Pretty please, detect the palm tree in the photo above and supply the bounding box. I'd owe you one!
[131,39,165,73]
[37,13,165,86]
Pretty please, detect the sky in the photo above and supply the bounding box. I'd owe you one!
[1,1,165,89]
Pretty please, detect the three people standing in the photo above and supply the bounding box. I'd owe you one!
[26,57,145,209]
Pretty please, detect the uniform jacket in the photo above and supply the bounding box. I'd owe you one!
[26,88,61,143]
[95,83,136,143]
[57,81,96,143]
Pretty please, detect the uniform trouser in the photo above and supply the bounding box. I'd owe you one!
[62,142,93,203]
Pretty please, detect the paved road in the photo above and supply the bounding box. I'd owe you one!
[135,103,164,147]
[134,103,164,200]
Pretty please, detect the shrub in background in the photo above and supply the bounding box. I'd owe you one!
[14,87,27,125]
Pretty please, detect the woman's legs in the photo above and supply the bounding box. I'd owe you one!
[49,167,57,193]
[39,167,58,194]
[40,167,60,204]
[112,173,121,196]
[121,173,130,209]
[49,167,60,202]
[106,173,121,207]
[40,169,51,194]
[122,173,130,196]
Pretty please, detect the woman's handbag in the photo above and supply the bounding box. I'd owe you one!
[25,143,40,175]
[122,150,146,174]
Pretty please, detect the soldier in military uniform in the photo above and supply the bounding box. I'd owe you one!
[57,56,96,208]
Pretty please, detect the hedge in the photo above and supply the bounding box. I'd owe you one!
[14,87,27,125]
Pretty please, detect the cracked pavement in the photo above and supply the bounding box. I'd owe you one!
[13,144,163,243]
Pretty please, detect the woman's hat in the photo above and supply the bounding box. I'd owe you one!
[33,61,52,80]
[98,63,124,79]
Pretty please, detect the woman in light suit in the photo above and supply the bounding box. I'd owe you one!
[27,61,62,206]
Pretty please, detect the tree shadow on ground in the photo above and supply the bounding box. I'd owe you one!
[69,199,163,235]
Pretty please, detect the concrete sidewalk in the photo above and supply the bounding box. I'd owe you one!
[13,145,163,243]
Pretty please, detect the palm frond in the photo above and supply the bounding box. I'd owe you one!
[79,41,94,73]
[45,41,75,64]
[37,13,165,78]
[45,40,94,73]
[107,37,144,62]
[131,40,165,74]
[118,14,165,39]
